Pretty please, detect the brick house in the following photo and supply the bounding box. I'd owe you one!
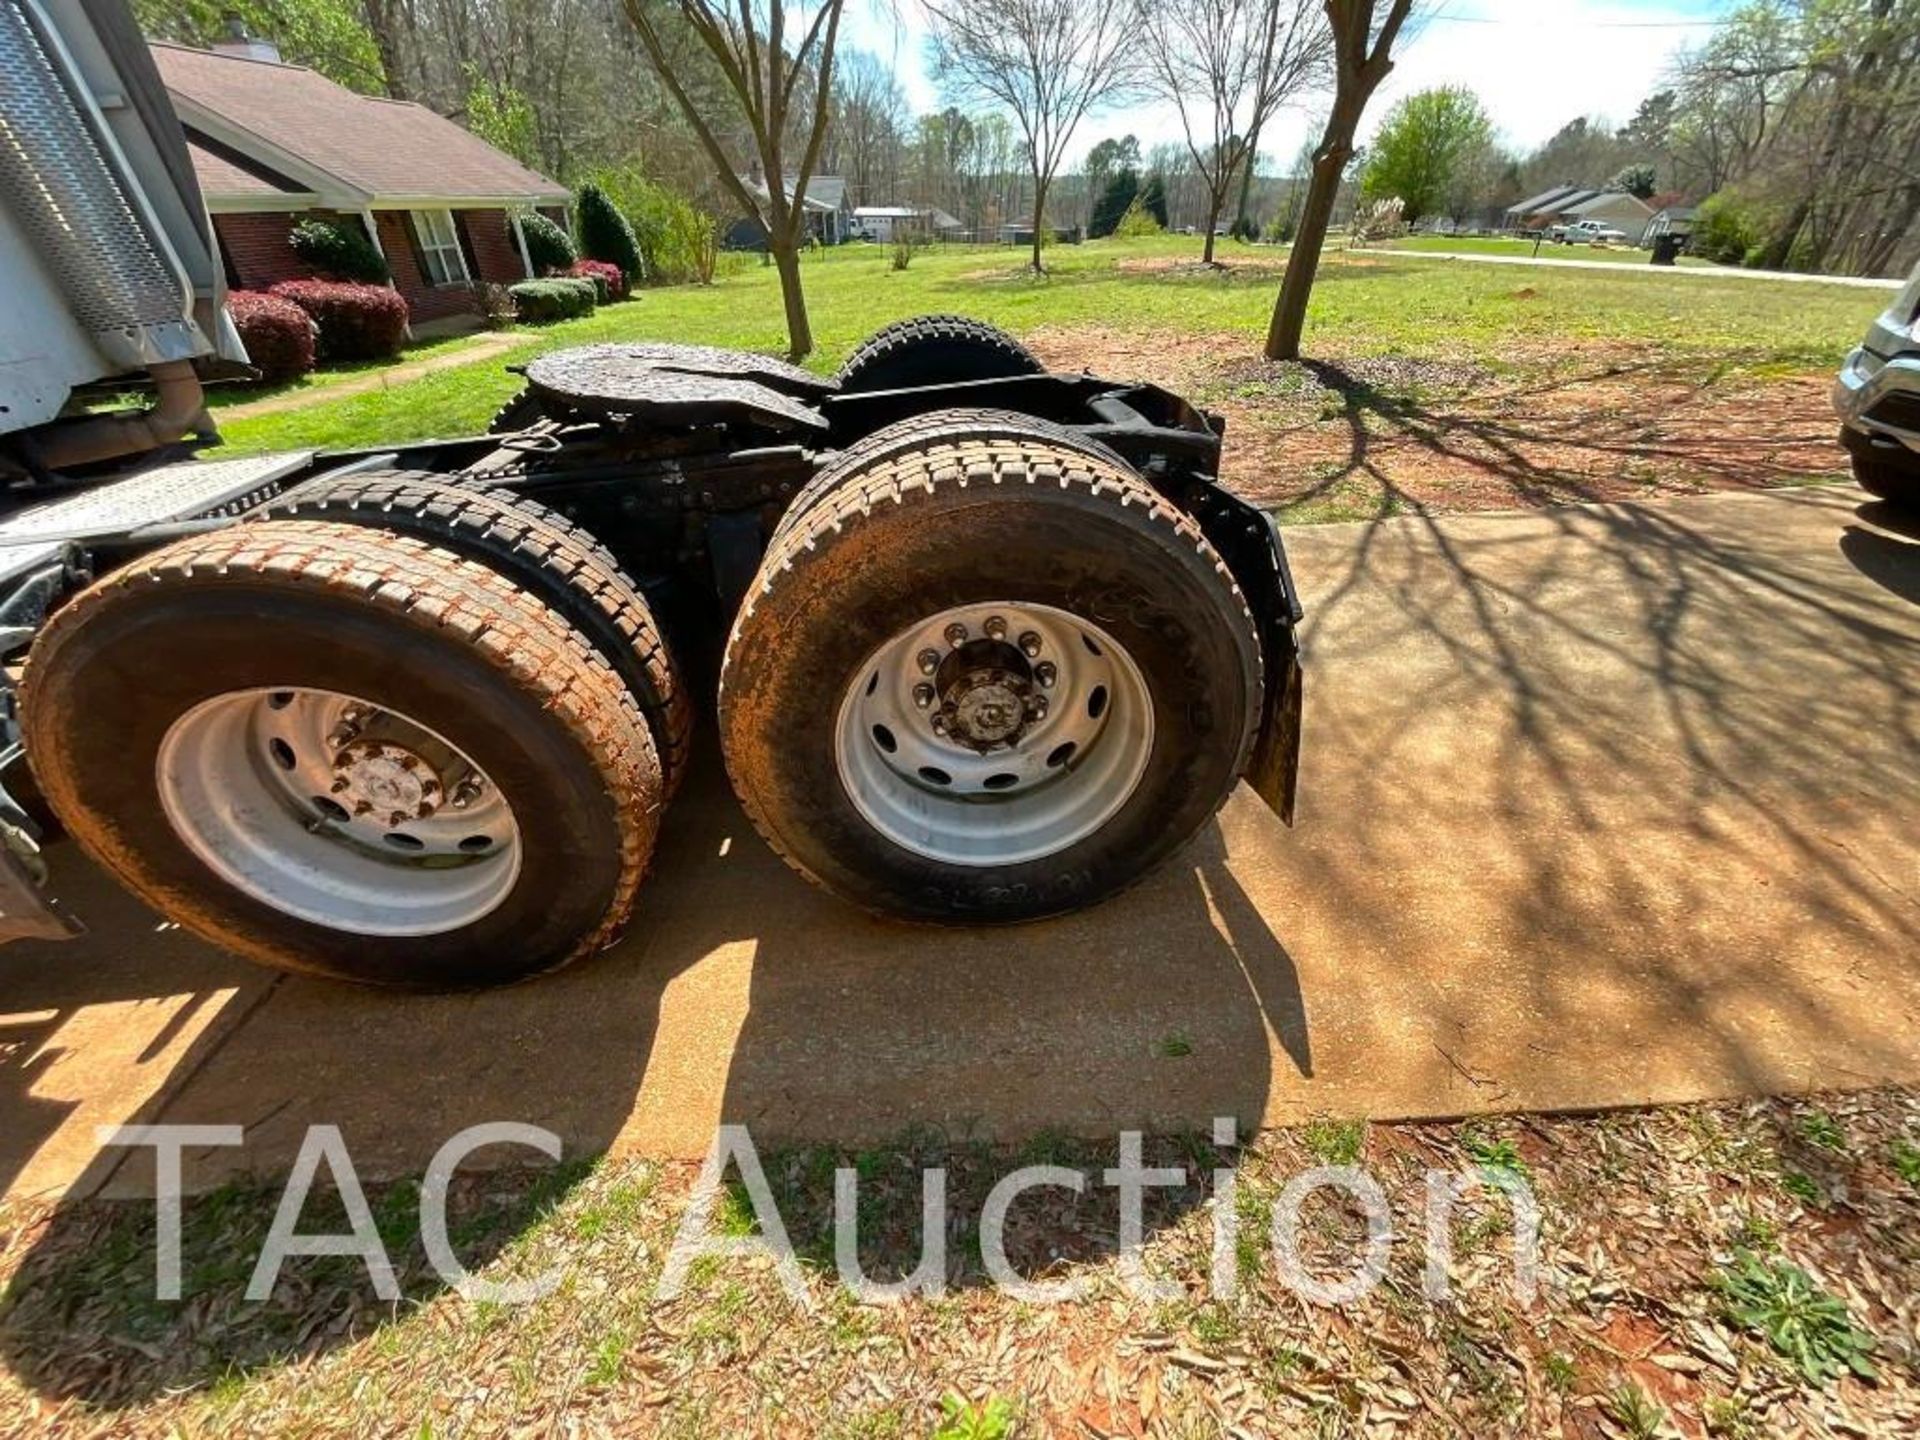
[151,37,570,330]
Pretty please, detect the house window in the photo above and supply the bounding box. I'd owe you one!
[410,208,469,286]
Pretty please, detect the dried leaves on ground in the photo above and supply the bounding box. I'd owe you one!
[2,1090,1916,1437]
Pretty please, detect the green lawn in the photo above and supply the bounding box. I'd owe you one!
[212,234,1878,459]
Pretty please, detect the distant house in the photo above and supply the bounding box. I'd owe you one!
[851,205,969,242]
[1560,191,1657,243]
[852,206,928,242]
[725,175,851,248]
[1497,184,1605,232]
[153,35,569,330]
[1503,184,1589,230]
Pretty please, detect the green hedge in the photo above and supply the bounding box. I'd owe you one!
[508,277,596,324]
[288,217,389,283]
[576,181,644,282]
[518,211,576,271]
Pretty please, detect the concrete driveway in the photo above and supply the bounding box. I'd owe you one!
[1387,248,1905,288]
[3,485,1915,1202]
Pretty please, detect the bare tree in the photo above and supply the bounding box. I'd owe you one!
[833,47,910,206]
[619,0,846,358]
[924,0,1139,271]
[1264,0,1415,360]
[1143,0,1330,263]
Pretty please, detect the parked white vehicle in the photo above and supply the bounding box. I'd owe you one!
[1559,220,1629,246]
[1833,260,1920,509]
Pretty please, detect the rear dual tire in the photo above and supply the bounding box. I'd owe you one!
[719,421,1262,922]
[21,523,662,987]
[264,470,693,793]
[835,315,1042,393]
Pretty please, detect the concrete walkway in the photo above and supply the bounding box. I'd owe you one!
[2,486,1915,1201]
[215,332,521,421]
[1383,248,1904,288]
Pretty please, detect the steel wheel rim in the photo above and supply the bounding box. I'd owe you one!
[834,602,1154,866]
[156,687,522,936]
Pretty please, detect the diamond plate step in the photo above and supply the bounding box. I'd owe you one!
[0,450,312,585]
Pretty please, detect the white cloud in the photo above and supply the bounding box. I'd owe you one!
[850,0,1728,169]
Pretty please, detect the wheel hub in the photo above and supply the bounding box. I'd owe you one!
[333,740,442,823]
[935,638,1037,750]
[834,602,1154,866]
[155,687,522,936]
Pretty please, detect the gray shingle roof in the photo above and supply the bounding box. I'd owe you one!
[184,133,307,198]
[741,174,848,213]
[1506,184,1582,216]
[153,42,567,205]
[1563,191,1654,219]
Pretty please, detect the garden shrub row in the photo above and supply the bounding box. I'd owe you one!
[287,217,389,284]
[226,290,316,382]
[267,280,409,362]
[575,181,643,284]
[508,277,597,324]
[519,211,576,272]
[565,257,625,302]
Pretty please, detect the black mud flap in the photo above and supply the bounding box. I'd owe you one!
[1184,488,1303,824]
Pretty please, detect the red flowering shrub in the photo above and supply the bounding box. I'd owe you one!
[564,257,626,302]
[226,290,315,383]
[266,280,408,361]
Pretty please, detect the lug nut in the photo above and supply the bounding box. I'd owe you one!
[1035,661,1057,687]
[451,779,483,810]
[984,615,1007,640]
[913,683,935,709]
[353,800,373,816]
[331,777,351,793]
[944,622,968,647]
[1030,696,1049,719]
[416,802,435,818]
[389,811,408,827]
[1019,631,1042,657]
[398,754,419,770]
[917,648,941,676]
[931,713,948,734]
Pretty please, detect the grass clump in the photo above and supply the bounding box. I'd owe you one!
[1715,1250,1876,1386]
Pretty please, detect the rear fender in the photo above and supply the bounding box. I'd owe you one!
[1184,486,1303,824]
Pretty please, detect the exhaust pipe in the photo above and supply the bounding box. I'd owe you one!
[24,360,212,472]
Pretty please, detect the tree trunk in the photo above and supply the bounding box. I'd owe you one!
[770,239,814,360]
[1760,0,1891,272]
[1265,139,1349,360]
[361,0,413,100]
[1202,188,1226,264]
[1030,174,1049,273]
[1234,125,1262,231]
[1262,0,1415,361]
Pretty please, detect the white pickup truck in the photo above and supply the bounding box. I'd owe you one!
[1553,219,1630,246]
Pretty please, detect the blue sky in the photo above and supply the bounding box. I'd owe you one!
[840,0,1736,168]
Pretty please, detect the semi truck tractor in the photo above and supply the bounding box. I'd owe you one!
[0,0,1303,986]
